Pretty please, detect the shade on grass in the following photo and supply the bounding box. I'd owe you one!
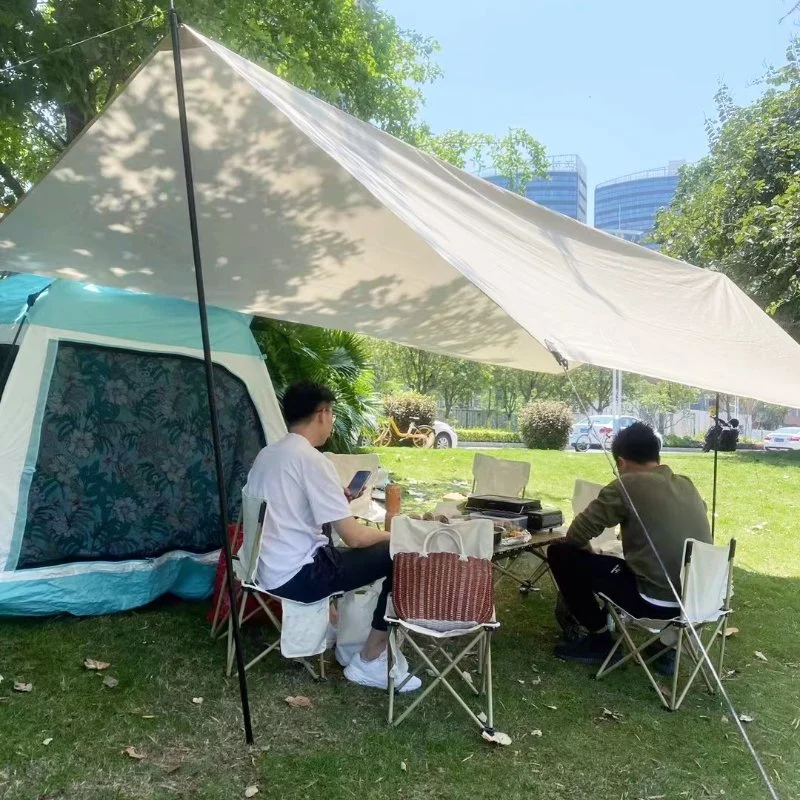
[0,449,798,800]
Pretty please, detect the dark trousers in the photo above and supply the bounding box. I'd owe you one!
[270,542,392,631]
[548,540,677,633]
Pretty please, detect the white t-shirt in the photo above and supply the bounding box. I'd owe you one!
[245,433,351,590]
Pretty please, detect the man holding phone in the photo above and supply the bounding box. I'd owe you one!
[246,381,420,692]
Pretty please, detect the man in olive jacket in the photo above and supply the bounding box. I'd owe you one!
[549,422,711,666]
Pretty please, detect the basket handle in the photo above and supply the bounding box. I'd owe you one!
[421,526,467,561]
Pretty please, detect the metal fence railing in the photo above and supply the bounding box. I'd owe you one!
[437,407,518,431]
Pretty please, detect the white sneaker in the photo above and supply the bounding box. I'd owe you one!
[344,649,422,693]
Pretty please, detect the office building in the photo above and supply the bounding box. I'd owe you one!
[483,154,587,223]
[594,160,685,248]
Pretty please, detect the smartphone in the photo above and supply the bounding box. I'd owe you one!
[347,470,372,498]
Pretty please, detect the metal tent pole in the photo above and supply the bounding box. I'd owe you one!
[711,392,720,542]
[168,5,254,744]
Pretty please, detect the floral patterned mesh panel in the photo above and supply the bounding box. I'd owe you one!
[18,342,266,569]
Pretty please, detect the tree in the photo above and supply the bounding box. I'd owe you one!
[436,359,488,417]
[0,0,441,202]
[625,377,699,433]
[653,40,800,340]
[564,365,613,414]
[251,318,377,451]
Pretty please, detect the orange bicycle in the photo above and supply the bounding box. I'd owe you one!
[374,416,435,448]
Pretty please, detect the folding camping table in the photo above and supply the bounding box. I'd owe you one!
[491,527,567,594]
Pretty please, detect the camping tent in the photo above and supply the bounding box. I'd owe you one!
[0,274,285,616]
[1,27,800,406]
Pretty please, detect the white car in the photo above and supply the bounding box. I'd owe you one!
[569,415,663,451]
[432,420,459,449]
[763,427,800,451]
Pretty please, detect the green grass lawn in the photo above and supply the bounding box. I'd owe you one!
[1,449,799,800]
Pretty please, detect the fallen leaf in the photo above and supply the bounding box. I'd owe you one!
[531,677,542,685]
[601,707,624,722]
[0,675,3,683]
[244,786,259,798]
[481,730,512,746]
[102,676,119,689]
[545,704,557,711]
[285,695,313,709]
[84,658,111,671]
[461,753,474,763]
[754,651,768,662]
[477,711,488,724]
[123,745,145,760]
[42,738,53,746]
[750,521,767,531]
[517,679,525,685]
[723,627,739,638]
[13,682,32,693]
[739,714,755,723]
[721,715,730,724]
[791,718,800,730]
[141,715,156,719]
[191,697,203,705]
[400,762,407,772]
[531,729,543,737]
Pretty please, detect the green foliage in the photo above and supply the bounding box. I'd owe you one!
[0,0,441,202]
[653,40,800,340]
[417,127,548,193]
[518,400,573,450]
[625,377,699,432]
[455,428,521,443]
[434,358,489,416]
[251,319,377,452]
[564,366,612,413]
[382,391,436,431]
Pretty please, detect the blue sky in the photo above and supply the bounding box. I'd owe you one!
[381,0,797,218]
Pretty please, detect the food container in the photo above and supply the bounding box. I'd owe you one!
[468,513,527,546]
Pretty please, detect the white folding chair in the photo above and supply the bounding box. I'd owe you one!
[324,452,385,527]
[471,452,530,498]
[596,538,736,711]
[385,516,502,737]
[572,479,622,557]
[224,488,333,680]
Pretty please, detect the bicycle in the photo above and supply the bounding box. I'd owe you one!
[374,416,435,448]
[574,423,613,452]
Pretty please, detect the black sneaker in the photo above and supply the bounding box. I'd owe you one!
[554,631,615,665]
[644,644,676,677]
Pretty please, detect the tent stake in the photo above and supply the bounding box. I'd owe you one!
[711,392,720,542]
[168,6,254,744]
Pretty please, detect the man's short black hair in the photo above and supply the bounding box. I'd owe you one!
[611,422,661,465]
[281,381,336,427]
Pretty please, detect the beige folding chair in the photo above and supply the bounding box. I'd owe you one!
[224,488,332,680]
[324,452,385,527]
[572,478,622,557]
[471,452,530,498]
[385,516,503,738]
[596,538,736,711]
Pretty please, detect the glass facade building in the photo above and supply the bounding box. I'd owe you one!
[482,154,587,223]
[594,161,685,248]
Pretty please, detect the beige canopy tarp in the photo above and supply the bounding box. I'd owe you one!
[2,27,799,406]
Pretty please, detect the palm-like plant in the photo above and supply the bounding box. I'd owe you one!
[251,319,378,452]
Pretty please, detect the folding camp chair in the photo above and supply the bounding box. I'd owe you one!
[572,479,623,556]
[385,516,502,736]
[596,538,736,711]
[223,488,334,680]
[471,452,530,498]
[324,452,385,528]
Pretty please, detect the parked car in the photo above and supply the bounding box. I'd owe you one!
[569,415,663,451]
[432,420,459,449]
[762,427,800,451]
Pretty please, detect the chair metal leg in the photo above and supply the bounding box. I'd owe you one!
[485,632,494,730]
[210,572,227,638]
[717,616,728,677]
[387,625,396,725]
[391,632,486,729]
[227,592,248,677]
[670,628,683,711]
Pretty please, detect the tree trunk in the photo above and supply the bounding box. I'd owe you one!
[64,104,90,143]
[0,162,26,201]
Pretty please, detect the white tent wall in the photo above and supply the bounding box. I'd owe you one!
[1,28,800,406]
[0,280,286,616]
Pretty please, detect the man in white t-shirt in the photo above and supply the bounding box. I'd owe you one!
[245,381,420,692]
